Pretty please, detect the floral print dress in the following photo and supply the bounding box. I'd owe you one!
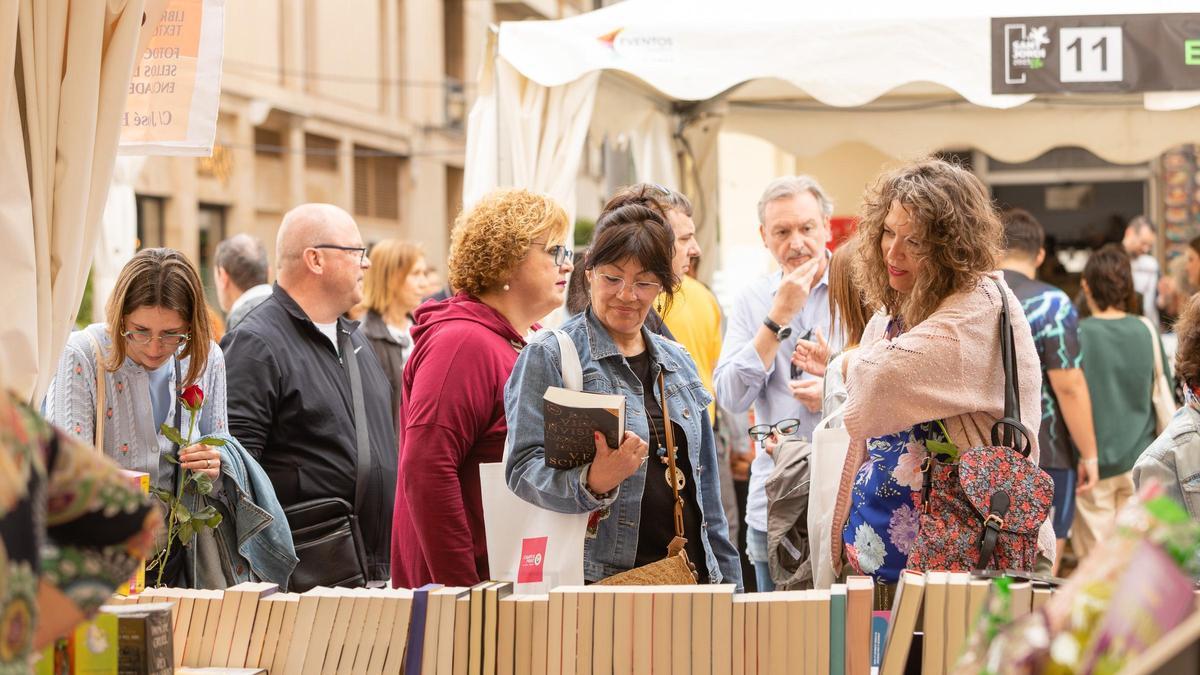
[0,392,155,673]
[842,420,949,584]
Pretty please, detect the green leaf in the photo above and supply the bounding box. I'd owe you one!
[149,486,173,503]
[1145,495,1189,525]
[178,522,196,546]
[163,453,180,465]
[199,437,227,447]
[159,423,186,447]
[926,439,961,462]
[174,503,192,523]
[205,512,223,528]
[194,473,214,496]
[193,505,218,520]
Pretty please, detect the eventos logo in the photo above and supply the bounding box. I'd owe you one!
[517,536,548,584]
[597,27,675,62]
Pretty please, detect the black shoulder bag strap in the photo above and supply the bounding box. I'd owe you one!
[341,328,370,516]
[977,278,1036,571]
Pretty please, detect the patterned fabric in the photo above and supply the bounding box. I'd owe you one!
[0,391,154,672]
[843,421,948,584]
[43,323,228,492]
[1002,270,1082,470]
[908,444,1054,573]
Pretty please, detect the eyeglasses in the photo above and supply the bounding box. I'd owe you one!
[748,418,802,442]
[593,272,663,299]
[531,241,573,267]
[312,244,368,266]
[122,330,190,349]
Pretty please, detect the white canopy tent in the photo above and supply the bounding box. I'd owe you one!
[0,0,157,402]
[465,0,1200,274]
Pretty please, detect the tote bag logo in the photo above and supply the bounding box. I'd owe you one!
[518,536,549,583]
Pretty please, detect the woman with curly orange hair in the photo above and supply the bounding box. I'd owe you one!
[391,188,574,587]
[827,159,1054,599]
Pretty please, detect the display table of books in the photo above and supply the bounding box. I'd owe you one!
[33,486,1200,673]
[31,573,1200,675]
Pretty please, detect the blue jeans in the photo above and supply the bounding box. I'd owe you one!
[746,526,775,592]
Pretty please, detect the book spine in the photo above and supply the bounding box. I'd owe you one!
[870,611,890,675]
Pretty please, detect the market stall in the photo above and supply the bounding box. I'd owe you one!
[465,0,1200,278]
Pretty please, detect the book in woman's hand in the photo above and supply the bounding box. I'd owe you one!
[543,387,625,469]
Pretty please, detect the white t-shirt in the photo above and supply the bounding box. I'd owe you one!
[314,321,340,354]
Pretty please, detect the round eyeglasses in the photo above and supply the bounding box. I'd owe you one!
[593,273,663,299]
[748,418,802,442]
[122,330,190,349]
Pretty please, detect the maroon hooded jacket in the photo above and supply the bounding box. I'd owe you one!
[390,293,529,588]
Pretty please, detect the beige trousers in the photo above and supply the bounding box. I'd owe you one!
[1070,472,1135,560]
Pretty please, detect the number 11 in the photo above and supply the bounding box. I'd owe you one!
[1066,35,1108,71]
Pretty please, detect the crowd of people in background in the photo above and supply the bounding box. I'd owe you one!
[16,154,1200,659]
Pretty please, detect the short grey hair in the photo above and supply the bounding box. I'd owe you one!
[214,233,268,291]
[756,175,834,225]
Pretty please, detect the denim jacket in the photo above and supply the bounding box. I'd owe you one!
[188,433,299,588]
[504,309,742,589]
[1133,404,1200,519]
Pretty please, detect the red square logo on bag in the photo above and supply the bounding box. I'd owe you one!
[517,536,548,583]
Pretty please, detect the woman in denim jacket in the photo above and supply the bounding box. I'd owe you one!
[505,202,742,588]
[1135,294,1200,517]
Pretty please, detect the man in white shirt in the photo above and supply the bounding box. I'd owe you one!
[1122,215,1160,327]
[713,176,839,591]
[215,233,273,331]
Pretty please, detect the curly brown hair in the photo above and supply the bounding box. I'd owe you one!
[447,189,570,297]
[852,158,1001,327]
[1082,244,1134,312]
[1175,293,1200,388]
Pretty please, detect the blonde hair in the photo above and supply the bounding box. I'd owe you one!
[448,189,570,297]
[105,248,214,386]
[828,239,871,349]
[362,239,424,315]
[852,158,1001,328]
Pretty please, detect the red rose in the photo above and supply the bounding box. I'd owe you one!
[180,384,205,411]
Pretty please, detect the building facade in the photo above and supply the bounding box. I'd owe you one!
[131,0,596,299]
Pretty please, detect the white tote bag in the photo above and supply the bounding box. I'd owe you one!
[807,404,850,590]
[1138,316,1177,434]
[481,330,589,594]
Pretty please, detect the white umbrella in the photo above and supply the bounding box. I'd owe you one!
[0,0,147,402]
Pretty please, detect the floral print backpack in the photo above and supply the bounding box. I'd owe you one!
[906,279,1055,573]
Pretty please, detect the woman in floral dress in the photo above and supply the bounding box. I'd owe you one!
[0,390,158,673]
[826,159,1052,606]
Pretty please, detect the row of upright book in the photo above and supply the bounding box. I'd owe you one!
[70,572,1080,675]
[35,571,1200,675]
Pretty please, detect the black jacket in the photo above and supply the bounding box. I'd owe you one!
[361,309,410,433]
[220,284,398,582]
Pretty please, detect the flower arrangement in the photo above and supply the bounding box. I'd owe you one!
[146,384,225,587]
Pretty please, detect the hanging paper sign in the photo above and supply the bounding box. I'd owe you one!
[992,14,1200,95]
[118,0,225,156]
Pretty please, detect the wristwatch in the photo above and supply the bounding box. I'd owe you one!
[763,317,793,342]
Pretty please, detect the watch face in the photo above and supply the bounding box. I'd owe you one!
[778,326,793,340]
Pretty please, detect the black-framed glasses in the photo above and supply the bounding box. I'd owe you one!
[748,418,802,442]
[531,240,573,267]
[122,330,190,349]
[312,244,368,266]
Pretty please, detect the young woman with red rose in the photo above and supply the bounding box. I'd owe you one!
[44,248,228,585]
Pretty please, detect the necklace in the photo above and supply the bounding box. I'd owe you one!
[647,385,686,491]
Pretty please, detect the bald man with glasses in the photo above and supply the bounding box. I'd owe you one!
[221,203,397,589]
